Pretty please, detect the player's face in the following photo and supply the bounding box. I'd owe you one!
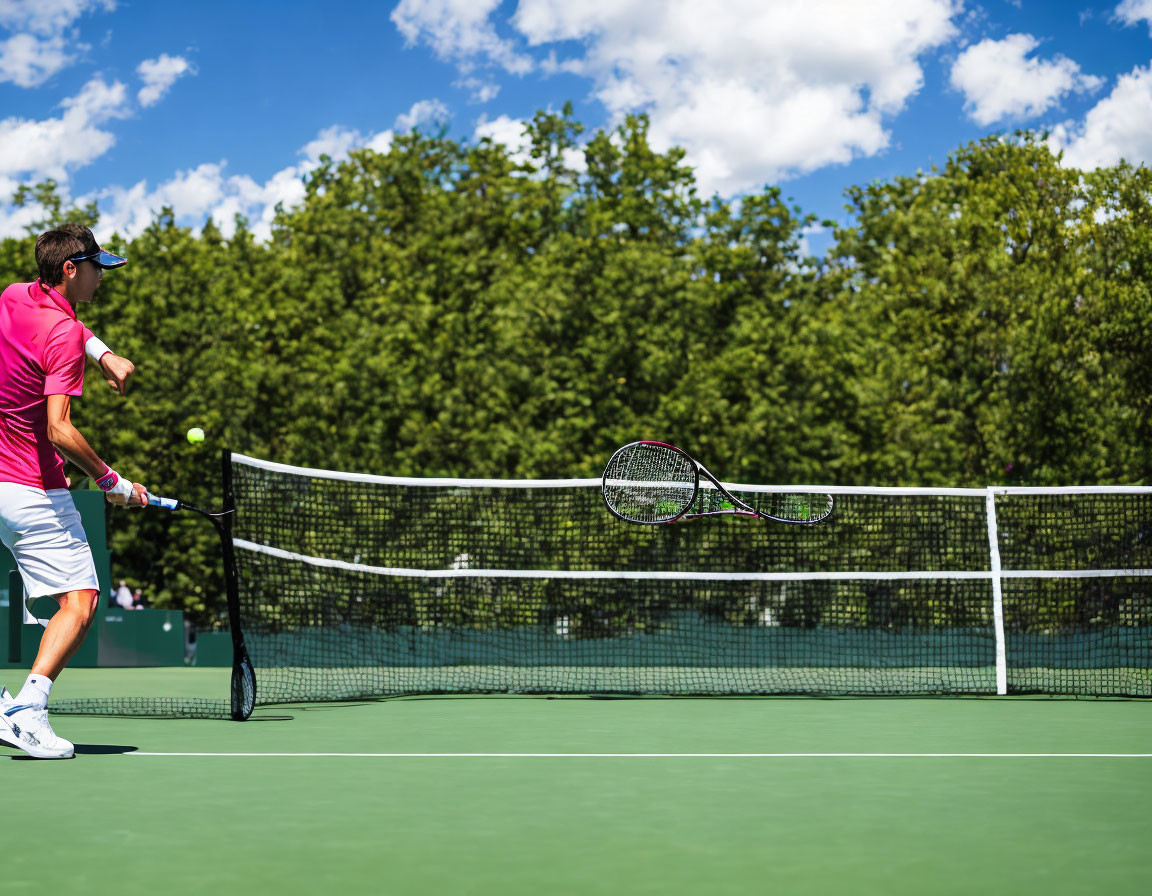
[67,258,102,303]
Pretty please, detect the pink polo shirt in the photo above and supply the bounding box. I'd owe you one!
[0,280,90,490]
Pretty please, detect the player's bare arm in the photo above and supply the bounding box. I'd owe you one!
[45,393,146,507]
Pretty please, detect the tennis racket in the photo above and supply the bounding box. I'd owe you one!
[602,441,833,525]
[146,492,234,521]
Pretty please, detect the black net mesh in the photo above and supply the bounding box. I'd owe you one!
[227,459,1150,707]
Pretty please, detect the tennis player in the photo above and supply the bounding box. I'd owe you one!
[0,224,147,759]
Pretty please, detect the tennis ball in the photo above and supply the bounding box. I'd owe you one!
[186,427,205,444]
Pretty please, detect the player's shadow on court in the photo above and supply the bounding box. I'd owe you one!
[3,743,137,759]
[74,743,138,755]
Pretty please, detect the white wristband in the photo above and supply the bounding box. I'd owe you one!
[108,477,134,500]
[85,335,112,363]
[96,467,134,500]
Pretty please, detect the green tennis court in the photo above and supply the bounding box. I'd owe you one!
[6,669,1150,895]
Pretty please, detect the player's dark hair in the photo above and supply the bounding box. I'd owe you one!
[35,224,99,287]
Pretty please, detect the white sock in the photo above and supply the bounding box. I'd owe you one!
[16,675,52,711]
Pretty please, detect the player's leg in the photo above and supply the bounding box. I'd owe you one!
[30,588,100,680]
[0,486,100,758]
[0,589,97,758]
[0,590,97,759]
[0,588,98,758]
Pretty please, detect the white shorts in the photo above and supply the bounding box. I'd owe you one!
[0,483,100,623]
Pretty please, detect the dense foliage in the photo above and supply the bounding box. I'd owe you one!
[2,109,1148,622]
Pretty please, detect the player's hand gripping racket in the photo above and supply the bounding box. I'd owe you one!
[602,441,833,525]
[146,492,234,521]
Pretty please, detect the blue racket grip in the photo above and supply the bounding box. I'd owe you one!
[146,493,181,511]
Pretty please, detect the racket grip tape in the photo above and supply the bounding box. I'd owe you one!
[146,493,181,511]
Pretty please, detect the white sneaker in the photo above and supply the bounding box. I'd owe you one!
[0,702,75,759]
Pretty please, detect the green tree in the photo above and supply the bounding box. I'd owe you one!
[826,133,1148,485]
[3,120,1148,625]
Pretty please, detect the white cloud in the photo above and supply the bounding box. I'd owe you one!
[363,130,395,154]
[0,0,114,35]
[475,114,529,162]
[474,113,585,173]
[1048,64,1152,170]
[475,114,526,144]
[62,73,131,119]
[91,162,295,242]
[158,163,240,217]
[79,121,397,242]
[0,0,116,87]
[298,123,393,163]
[0,201,40,238]
[950,34,1103,125]
[401,0,962,196]
[0,171,42,237]
[136,54,194,107]
[0,49,192,213]
[1115,0,1152,34]
[455,75,500,102]
[0,32,71,87]
[0,76,130,181]
[394,98,449,131]
[392,0,532,75]
[0,0,403,243]
[0,114,395,240]
[299,125,361,163]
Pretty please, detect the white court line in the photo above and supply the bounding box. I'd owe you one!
[127,752,1152,758]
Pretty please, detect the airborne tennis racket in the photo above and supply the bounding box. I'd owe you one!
[602,441,833,525]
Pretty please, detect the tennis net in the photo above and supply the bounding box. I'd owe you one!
[228,455,1151,708]
[50,453,1152,717]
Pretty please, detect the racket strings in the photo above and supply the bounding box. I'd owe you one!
[603,443,696,523]
[744,492,834,523]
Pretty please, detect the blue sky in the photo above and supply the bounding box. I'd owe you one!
[0,0,1149,248]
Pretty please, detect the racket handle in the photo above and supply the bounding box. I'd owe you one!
[146,493,181,511]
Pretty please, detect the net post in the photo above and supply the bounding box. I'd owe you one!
[7,569,21,663]
[220,449,256,720]
[985,488,1007,695]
